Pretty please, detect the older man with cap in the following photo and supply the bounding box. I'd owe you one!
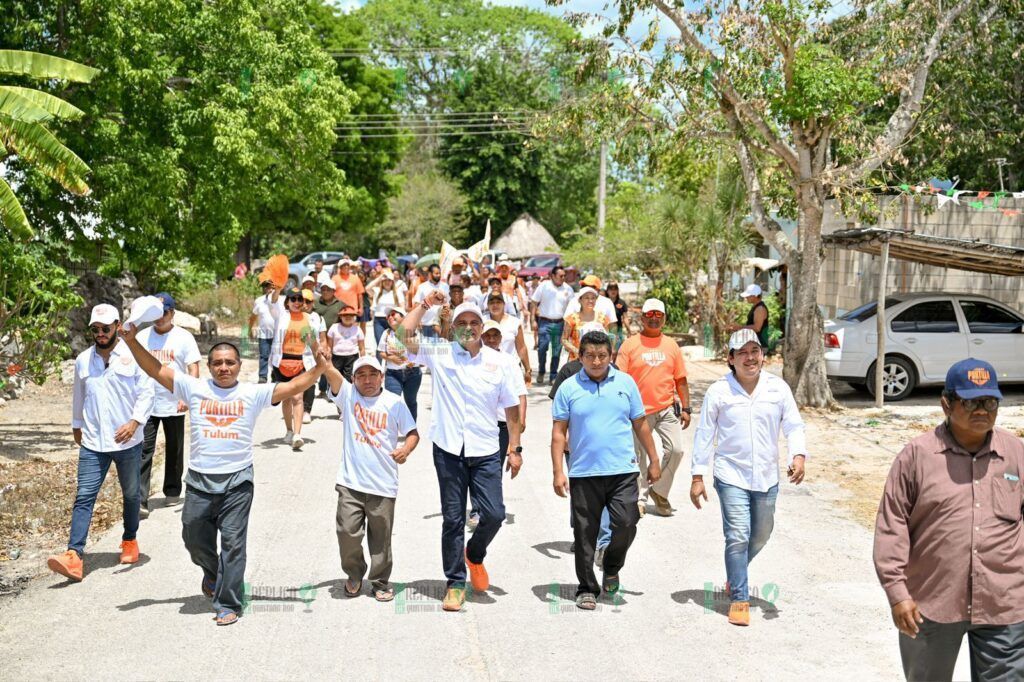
[690,328,807,627]
[728,284,770,348]
[400,292,523,612]
[137,292,201,517]
[874,358,1024,681]
[47,304,155,582]
[615,298,690,517]
[248,278,282,384]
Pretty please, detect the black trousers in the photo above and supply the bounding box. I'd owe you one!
[332,353,356,382]
[900,617,1024,681]
[569,473,640,596]
[140,415,186,503]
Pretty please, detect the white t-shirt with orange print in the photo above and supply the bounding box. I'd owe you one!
[173,374,276,474]
[329,381,416,498]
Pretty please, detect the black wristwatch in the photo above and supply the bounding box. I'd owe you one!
[511,446,523,454]
[681,406,692,414]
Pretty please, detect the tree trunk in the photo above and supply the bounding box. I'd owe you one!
[782,186,835,407]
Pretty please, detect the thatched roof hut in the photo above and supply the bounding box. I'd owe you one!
[492,213,559,259]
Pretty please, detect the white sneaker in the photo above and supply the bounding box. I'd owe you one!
[285,430,293,444]
[292,435,304,450]
[303,413,312,424]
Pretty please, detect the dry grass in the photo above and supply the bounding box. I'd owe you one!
[179,277,260,328]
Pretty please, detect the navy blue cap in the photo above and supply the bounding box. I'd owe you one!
[155,292,175,312]
[945,358,1003,400]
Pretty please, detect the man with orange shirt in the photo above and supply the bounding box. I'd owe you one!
[615,298,690,517]
[332,258,365,318]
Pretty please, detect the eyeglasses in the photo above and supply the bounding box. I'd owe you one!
[956,397,1000,413]
[287,297,303,303]
[89,324,114,334]
[643,311,665,319]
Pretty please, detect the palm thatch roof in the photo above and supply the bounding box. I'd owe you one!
[492,213,559,258]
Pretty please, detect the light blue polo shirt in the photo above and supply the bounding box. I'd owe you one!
[552,366,645,478]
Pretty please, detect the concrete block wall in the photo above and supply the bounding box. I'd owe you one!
[818,195,1024,317]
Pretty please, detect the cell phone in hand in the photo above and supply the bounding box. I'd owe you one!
[673,402,682,418]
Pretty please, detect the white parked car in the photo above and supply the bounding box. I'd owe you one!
[824,292,1024,401]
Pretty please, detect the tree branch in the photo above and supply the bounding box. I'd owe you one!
[721,101,795,262]
[651,0,799,174]
[836,0,990,183]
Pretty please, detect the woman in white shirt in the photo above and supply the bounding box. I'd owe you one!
[376,306,422,421]
[483,292,532,387]
[367,270,407,348]
[689,328,807,627]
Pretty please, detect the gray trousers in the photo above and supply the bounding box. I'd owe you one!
[633,406,685,503]
[900,617,1024,681]
[336,484,396,589]
[181,481,254,615]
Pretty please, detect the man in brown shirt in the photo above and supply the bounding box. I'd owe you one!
[874,358,1024,681]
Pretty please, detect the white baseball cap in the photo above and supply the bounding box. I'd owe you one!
[353,355,383,374]
[338,258,353,266]
[384,304,406,317]
[451,302,484,323]
[89,303,120,326]
[575,286,599,300]
[497,259,512,267]
[578,321,606,337]
[482,320,502,334]
[741,284,763,298]
[728,328,761,350]
[302,275,316,285]
[318,278,336,290]
[641,298,665,314]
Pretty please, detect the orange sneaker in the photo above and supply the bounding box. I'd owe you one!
[119,539,139,564]
[728,601,750,626]
[465,550,489,591]
[47,550,83,582]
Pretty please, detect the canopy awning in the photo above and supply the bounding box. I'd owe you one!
[822,227,1024,277]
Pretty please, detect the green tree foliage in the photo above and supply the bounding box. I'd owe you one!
[0,50,99,239]
[0,0,356,279]
[380,155,469,255]
[0,232,82,384]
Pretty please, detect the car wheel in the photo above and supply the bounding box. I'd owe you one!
[866,356,917,402]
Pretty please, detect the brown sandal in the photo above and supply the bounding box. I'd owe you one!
[374,586,395,602]
[344,579,362,597]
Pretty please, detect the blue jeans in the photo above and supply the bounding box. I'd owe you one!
[420,325,439,341]
[373,317,390,349]
[385,367,422,421]
[258,337,273,381]
[714,478,778,602]
[433,445,505,587]
[68,443,143,556]
[537,319,564,379]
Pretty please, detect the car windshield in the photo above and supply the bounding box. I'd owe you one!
[840,297,904,322]
[525,255,559,268]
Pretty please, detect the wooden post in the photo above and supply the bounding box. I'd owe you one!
[874,239,890,408]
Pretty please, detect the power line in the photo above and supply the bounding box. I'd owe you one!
[334,122,530,132]
[339,110,536,118]
[340,129,533,139]
[331,139,530,155]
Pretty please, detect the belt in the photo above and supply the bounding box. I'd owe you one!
[538,316,563,323]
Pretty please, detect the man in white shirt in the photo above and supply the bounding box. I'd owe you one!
[248,278,282,383]
[47,304,155,583]
[323,354,419,602]
[120,325,327,626]
[529,266,574,385]
[137,292,201,518]
[400,295,523,613]
[689,328,807,627]
[412,264,449,341]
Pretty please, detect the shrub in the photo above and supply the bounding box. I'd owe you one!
[179,276,260,328]
[648,276,690,332]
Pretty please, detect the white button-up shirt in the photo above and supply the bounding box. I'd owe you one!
[71,341,155,452]
[251,294,283,339]
[531,280,574,319]
[409,341,519,457]
[691,371,807,492]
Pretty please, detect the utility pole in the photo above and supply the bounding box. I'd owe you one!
[597,140,607,253]
[994,158,1010,192]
